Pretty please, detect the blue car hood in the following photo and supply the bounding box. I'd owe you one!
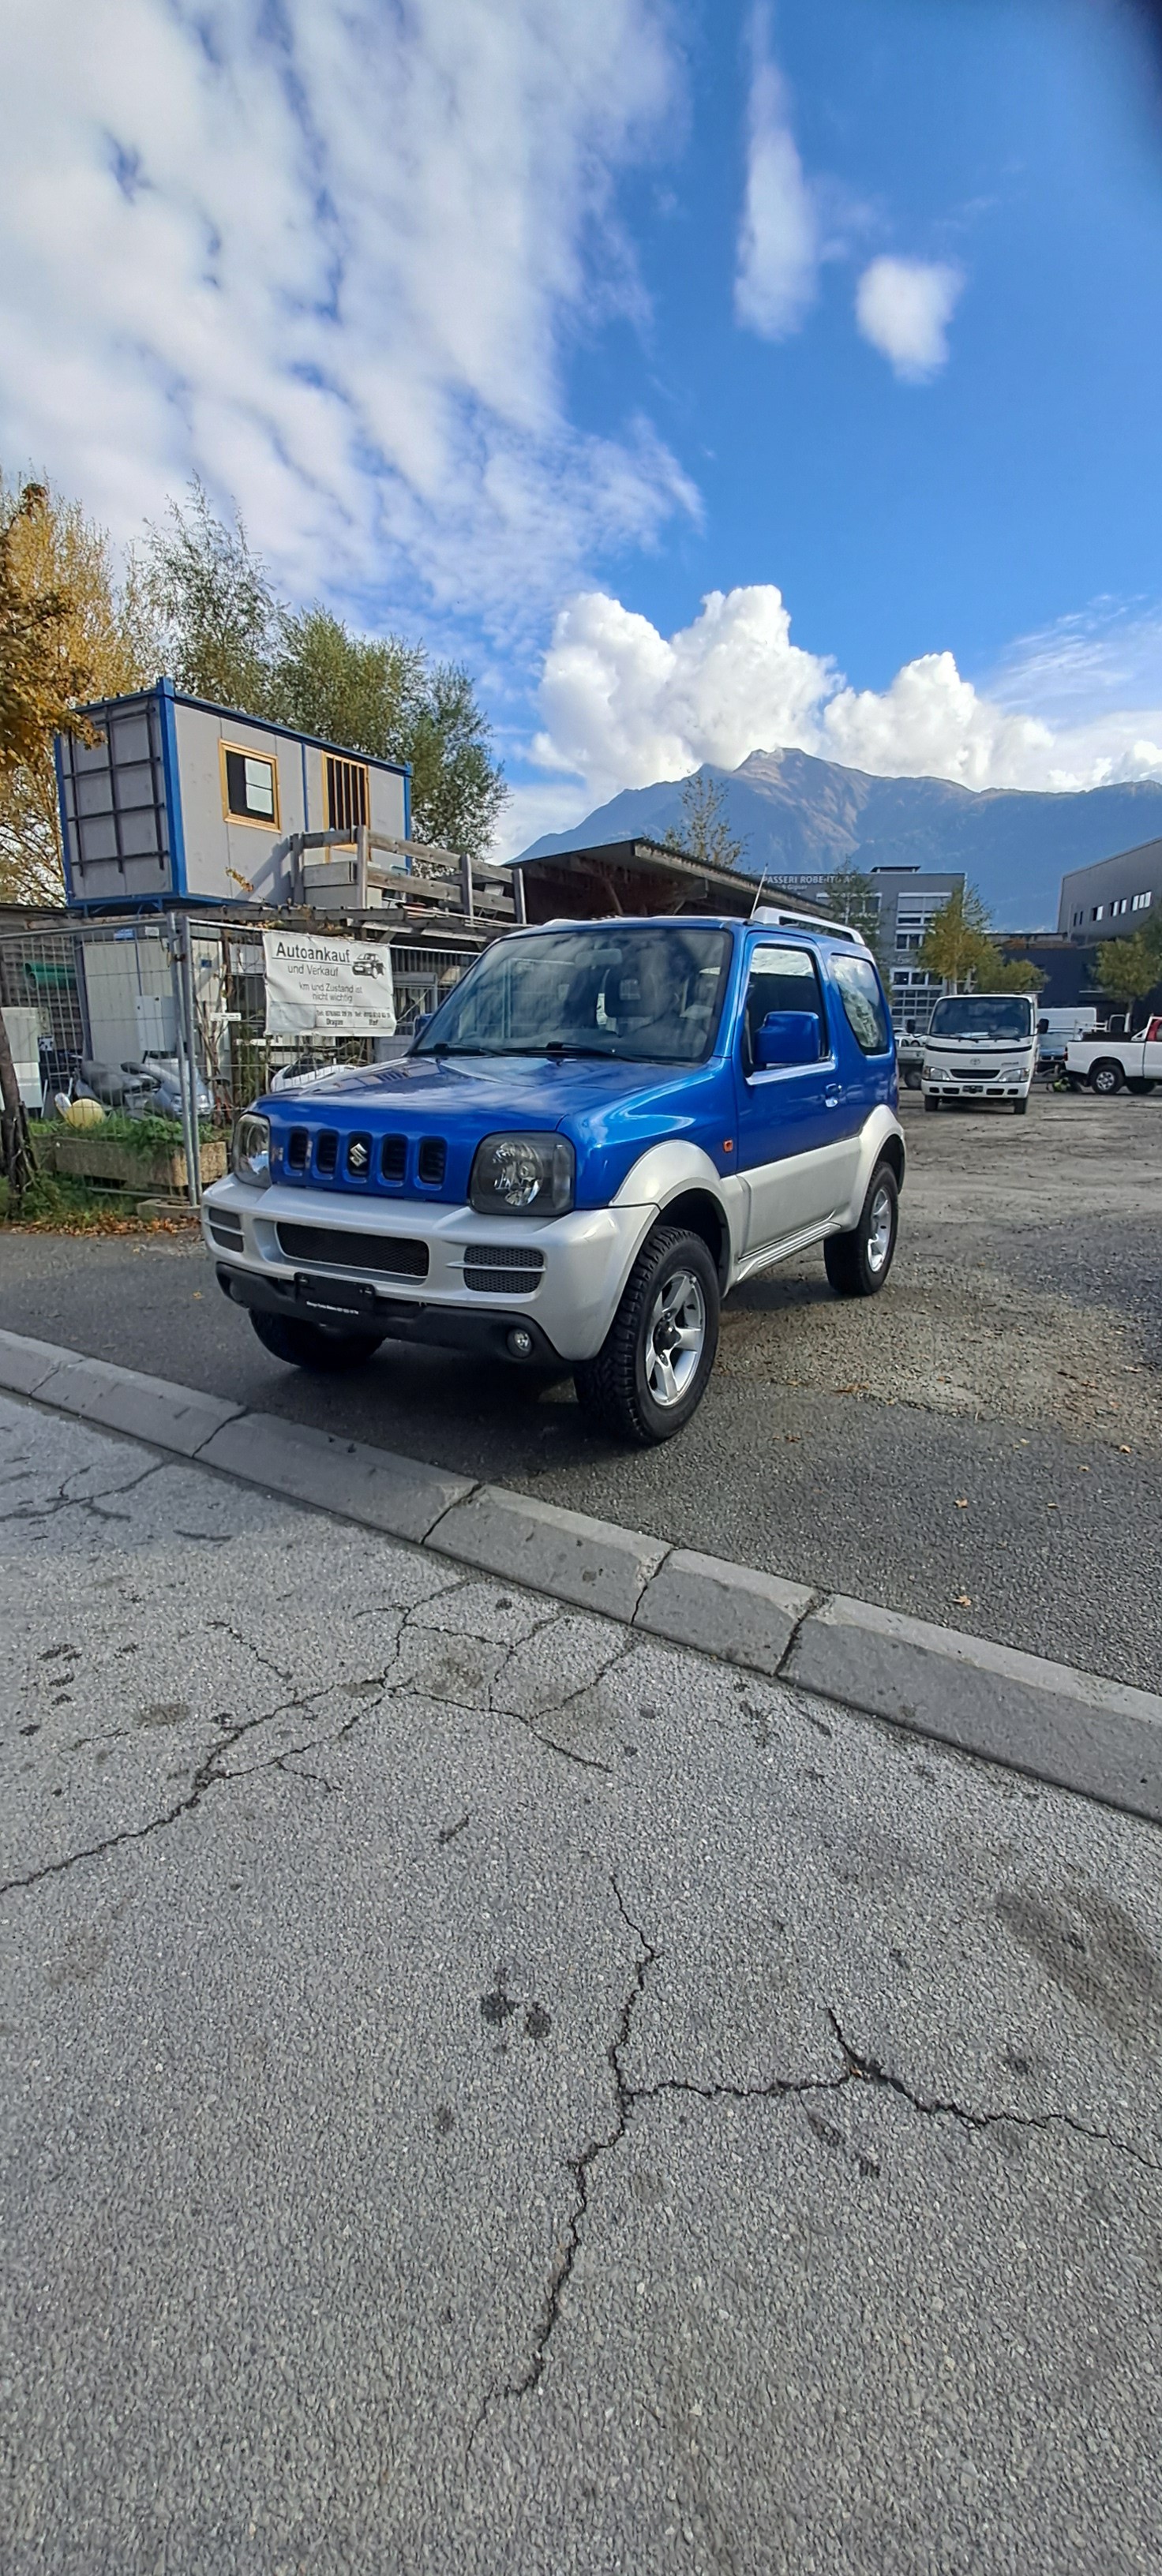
[261,1050,729,1206]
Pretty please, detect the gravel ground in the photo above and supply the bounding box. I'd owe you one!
[2,1087,1159,1684]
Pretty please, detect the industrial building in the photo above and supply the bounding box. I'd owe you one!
[1059,838,1162,938]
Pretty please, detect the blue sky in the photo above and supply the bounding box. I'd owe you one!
[4,0,1162,849]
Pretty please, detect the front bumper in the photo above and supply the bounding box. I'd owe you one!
[201,1175,651,1365]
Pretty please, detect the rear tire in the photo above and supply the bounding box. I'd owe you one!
[824,1164,899,1299]
[249,1309,384,1372]
[573,1225,719,1446]
[1127,1078,1155,1095]
[1090,1059,1123,1096]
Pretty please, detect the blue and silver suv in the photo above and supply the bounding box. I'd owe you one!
[203,911,904,1443]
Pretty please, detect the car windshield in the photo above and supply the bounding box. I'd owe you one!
[928,995,1034,1041]
[414,925,734,1065]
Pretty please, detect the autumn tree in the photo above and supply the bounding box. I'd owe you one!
[917,884,999,992]
[665,769,748,872]
[1093,918,1162,1028]
[0,473,152,905]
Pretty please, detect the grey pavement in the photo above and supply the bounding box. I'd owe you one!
[3,1088,1160,1687]
[2,1392,1160,2574]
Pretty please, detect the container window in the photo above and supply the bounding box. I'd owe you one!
[325,756,369,837]
[223,747,279,826]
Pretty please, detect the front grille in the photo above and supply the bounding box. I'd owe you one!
[464,1246,545,1296]
[316,1129,339,1175]
[286,1128,309,1172]
[276,1223,429,1279]
[208,1213,244,1252]
[380,1134,407,1182]
[417,1136,447,1185]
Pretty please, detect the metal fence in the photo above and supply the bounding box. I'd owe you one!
[0,912,481,1206]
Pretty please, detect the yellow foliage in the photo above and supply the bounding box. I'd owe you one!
[0,471,154,905]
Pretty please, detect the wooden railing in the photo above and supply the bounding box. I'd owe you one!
[279,828,524,927]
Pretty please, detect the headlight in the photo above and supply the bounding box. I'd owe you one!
[231,1111,271,1187]
[922,1065,935,1081]
[469,1132,575,1217]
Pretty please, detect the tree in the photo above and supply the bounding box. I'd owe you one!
[823,864,886,969]
[917,884,997,992]
[142,481,277,713]
[268,608,508,858]
[665,769,748,872]
[143,488,508,859]
[0,474,150,904]
[989,952,1048,995]
[1093,919,1162,1028]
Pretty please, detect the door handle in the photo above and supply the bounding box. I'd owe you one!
[824,1089,842,1110]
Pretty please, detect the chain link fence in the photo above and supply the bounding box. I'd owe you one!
[1,913,481,1204]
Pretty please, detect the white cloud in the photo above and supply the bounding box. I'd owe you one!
[0,0,695,627]
[855,256,964,380]
[532,582,1162,807]
[734,24,819,340]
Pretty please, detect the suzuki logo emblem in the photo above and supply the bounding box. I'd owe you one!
[349,1139,369,1171]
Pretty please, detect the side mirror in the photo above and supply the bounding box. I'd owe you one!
[753,1009,820,1071]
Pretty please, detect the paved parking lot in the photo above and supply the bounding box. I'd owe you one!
[2,1088,1160,1686]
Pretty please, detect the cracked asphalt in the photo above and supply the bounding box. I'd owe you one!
[3,1393,1161,2573]
[2,1088,1160,1684]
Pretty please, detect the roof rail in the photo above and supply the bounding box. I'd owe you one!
[750,902,869,948]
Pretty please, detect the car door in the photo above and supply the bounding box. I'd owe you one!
[733,943,847,1256]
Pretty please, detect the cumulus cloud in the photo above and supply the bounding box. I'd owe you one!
[0,0,695,626]
[855,256,964,380]
[532,583,1162,807]
[734,20,819,339]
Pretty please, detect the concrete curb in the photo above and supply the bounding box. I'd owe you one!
[2,1325,1160,1825]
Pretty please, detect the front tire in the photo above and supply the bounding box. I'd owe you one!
[824,1164,899,1299]
[573,1225,719,1446]
[924,1093,940,1113]
[249,1309,384,1372]
[1090,1059,1123,1096]
[1014,1097,1028,1115]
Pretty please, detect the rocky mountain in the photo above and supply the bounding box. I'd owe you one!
[516,749,1162,928]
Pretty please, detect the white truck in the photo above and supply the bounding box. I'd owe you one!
[1064,1016,1162,1095]
[921,992,1037,1113]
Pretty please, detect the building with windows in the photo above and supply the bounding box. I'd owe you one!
[54,678,410,912]
[1058,838,1162,940]
[771,867,965,1028]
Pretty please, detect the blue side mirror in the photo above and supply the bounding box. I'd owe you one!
[753,1009,820,1070]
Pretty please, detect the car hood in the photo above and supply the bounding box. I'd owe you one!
[261,1050,705,1127]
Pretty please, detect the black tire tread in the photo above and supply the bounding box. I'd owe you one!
[573,1224,718,1446]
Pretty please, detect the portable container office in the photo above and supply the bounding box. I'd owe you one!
[54,679,410,912]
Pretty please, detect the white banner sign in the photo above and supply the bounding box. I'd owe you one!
[262,931,396,1039]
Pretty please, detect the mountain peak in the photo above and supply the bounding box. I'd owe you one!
[515,747,1162,928]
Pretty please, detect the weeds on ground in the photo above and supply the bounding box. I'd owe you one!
[0,1171,197,1234]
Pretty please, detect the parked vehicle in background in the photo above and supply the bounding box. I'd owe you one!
[1064,1017,1162,1095]
[1036,1006,1093,1073]
[922,992,1037,1113]
[203,911,905,1445]
[897,1020,927,1090]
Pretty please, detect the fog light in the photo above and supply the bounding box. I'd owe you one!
[508,1327,534,1358]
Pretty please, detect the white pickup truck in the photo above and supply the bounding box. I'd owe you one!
[1064,1017,1162,1095]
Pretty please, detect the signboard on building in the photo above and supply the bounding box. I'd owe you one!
[262,931,396,1038]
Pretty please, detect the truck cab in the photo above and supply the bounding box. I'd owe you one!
[921,992,1037,1112]
[203,911,905,1444]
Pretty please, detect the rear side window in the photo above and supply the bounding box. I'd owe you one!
[831,954,890,1055]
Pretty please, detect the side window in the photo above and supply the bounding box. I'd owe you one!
[742,945,826,1069]
[831,954,891,1055]
[222,746,279,826]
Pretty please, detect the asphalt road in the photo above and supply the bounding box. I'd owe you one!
[5,1397,1161,2574]
[2,1088,1160,1686]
